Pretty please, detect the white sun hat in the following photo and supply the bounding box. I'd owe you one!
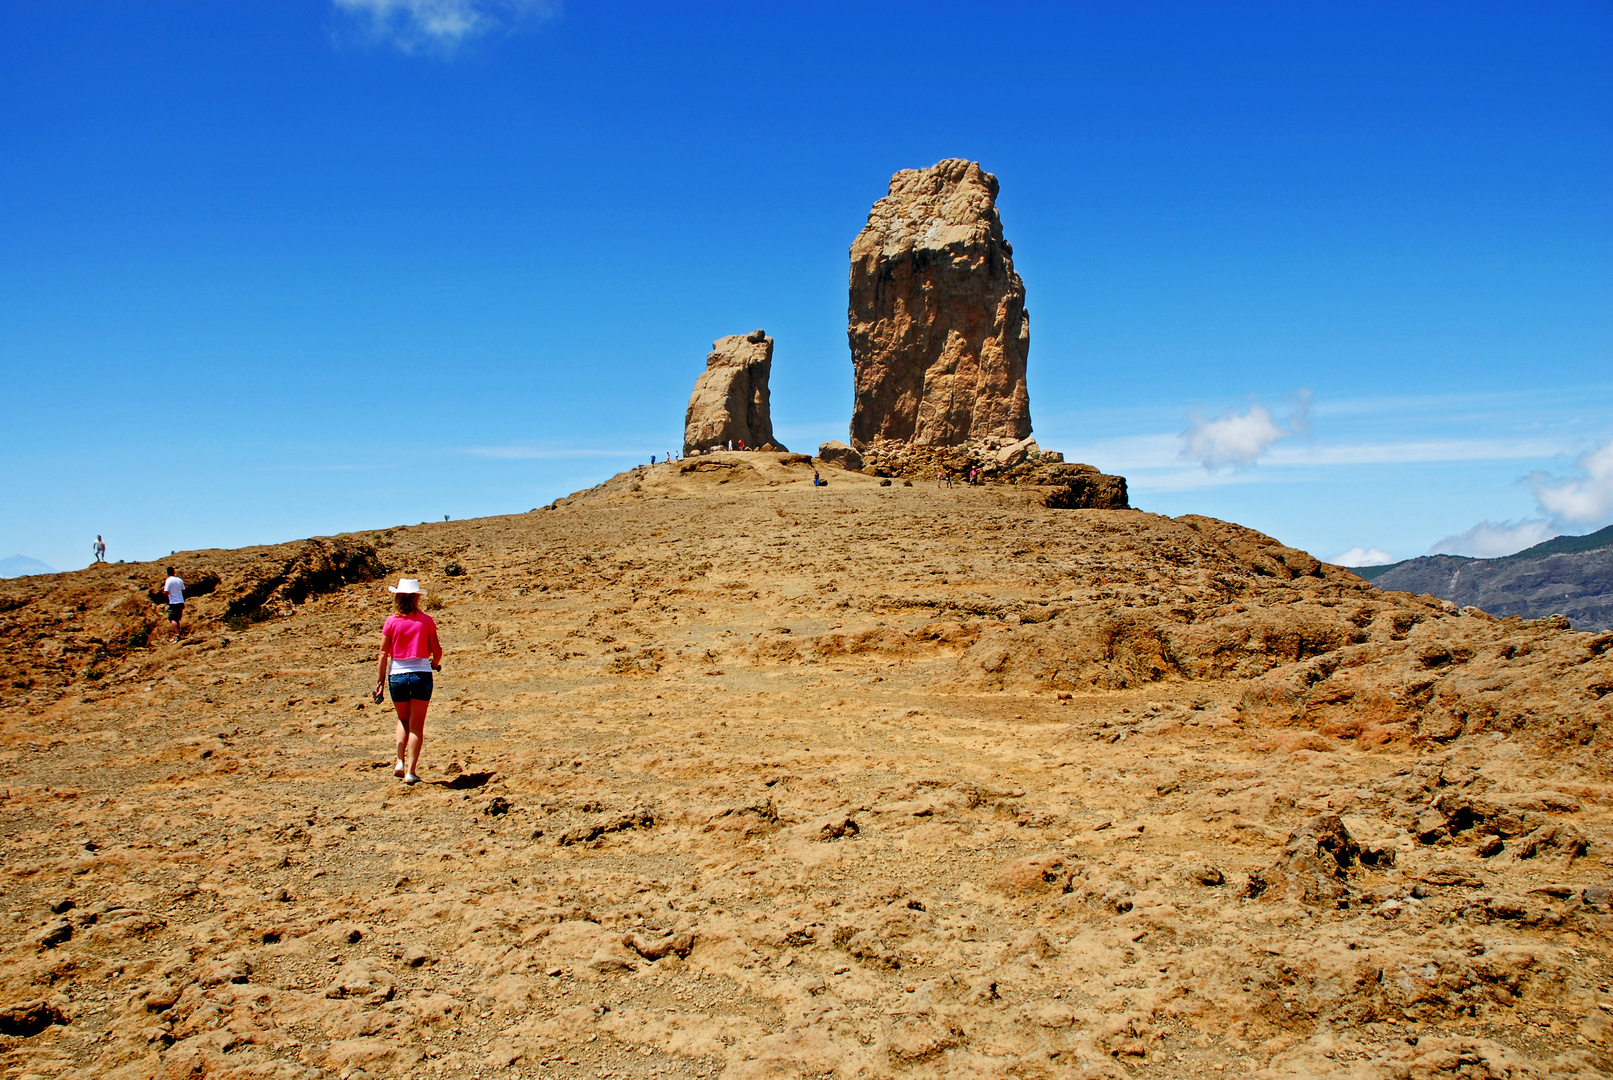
[387,578,427,595]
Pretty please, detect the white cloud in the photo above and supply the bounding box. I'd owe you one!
[333,0,556,53]
[1533,435,1613,526]
[1179,390,1310,471]
[1332,546,1394,567]
[1428,519,1556,559]
[1422,435,1613,563]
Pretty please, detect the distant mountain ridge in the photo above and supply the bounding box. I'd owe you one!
[1352,524,1613,631]
[1500,522,1613,560]
[0,555,55,579]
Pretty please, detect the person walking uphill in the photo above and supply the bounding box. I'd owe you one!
[375,578,442,785]
[159,567,184,642]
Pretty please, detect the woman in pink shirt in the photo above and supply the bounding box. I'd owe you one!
[374,578,443,785]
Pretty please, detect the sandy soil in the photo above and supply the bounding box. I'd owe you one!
[0,452,1609,1080]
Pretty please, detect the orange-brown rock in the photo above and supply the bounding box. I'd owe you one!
[831,438,1130,509]
[682,329,783,456]
[848,159,1031,449]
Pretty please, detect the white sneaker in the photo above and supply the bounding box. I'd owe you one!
[394,760,405,778]
[403,773,420,785]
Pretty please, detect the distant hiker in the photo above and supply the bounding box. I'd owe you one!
[651,455,656,465]
[159,567,185,641]
[92,536,106,563]
[813,471,824,487]
[375,578,442,786]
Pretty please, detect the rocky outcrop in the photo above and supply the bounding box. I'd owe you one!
[836,160,1130,503]
[220,538,386,623]
[848,160,1031,449]
[816,441,863,472]
[1036,463,1130,510]
[683,330,784,456]
[834,438,1129,509]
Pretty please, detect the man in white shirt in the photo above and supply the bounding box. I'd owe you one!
[159,567,185,642]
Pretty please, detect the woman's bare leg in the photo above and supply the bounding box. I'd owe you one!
[394,699,410,775]
[404,700,429,776]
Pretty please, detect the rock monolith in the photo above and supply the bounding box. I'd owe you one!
[683,330,784,456]
[848,160,1031,449]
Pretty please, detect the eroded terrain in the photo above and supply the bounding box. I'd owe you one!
[1,453,1610,1079]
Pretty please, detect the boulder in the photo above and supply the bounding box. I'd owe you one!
[1035,463,1131,510]
[1247,813,1360,904]
[817,441,864,472]
[683,330,785,456]
[995,436,1037,468]
[849,159,1031,448]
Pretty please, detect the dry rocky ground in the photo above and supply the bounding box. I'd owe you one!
[1,452,1610,1080]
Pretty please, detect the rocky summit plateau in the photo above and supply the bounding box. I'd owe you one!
[1,455,1610,1080]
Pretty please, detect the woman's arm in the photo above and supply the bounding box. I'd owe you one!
[429,622,443,669]
[376,624,393,690]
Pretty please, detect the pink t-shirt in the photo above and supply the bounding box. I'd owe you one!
[382,612,439,660]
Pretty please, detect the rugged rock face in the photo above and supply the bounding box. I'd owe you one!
[683,330,784,456]
[848,159,1032,449]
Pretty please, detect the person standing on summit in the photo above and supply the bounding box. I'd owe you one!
[374,578,443,786]
[159,567,184,641]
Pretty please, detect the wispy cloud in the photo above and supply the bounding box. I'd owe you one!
[1431,434,1613,558]
[332,0,557,54]
[1533,435,1613,526]
[1332,545,1394,567]
[1428,519,1556,558]
[1179,391,1310,471]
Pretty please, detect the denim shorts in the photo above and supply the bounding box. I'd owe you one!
[388,671,433,703]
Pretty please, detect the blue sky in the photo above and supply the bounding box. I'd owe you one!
[2,1,1610,574]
